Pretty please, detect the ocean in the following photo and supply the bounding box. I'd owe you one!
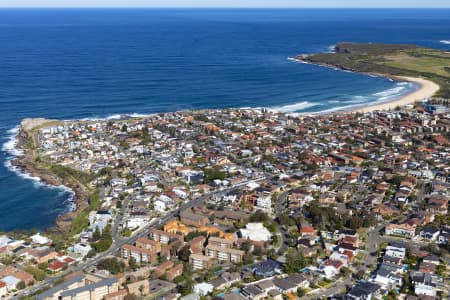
[1,8,449,231]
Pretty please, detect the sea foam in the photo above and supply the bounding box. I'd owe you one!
[270,101,319,113]
[440,40,450,45]
[1,125,76,212]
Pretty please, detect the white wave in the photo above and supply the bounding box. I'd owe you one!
[440,40,450,45]
[345,96,367,104]
[326,44,336,53]
[373,87,405,97]
[270,101,319,113]
[78,112,151,121]
[2,126,23,157]
[1,125,76,213]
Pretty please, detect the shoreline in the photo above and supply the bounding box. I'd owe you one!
[292,55,440,114]
[0,72,440,233]
[8,123,89,233]
[348,76,440,113]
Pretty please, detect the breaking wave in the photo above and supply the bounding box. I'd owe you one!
[270,101,320,113]
[1,125,76,213]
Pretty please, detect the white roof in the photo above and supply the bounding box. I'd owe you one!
[1,275,21,286]
[240,223,272,242]
[31,233,52,245]
[0,236,12,247]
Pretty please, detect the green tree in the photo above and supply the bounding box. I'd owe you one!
[17,281,26,290]
[178,245,191,262]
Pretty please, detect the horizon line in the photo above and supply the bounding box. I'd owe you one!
[0,6,449,9]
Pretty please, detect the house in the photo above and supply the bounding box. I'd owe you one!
[423,255,440,266]
[73,243,92,257]
[31,233,52,245]
[419,227,440,241]
[273,274,309,294]
[0,275,21,292]
[210,272,241,290]
[385,223,416,239]
[385,245,406,259]
[299,226,317,238]
[320,260,344,278]
[239,223,272,242]
[438,227,450,245]
[373,263,403,288]
[252,259,282,277]
[241,284,266,300]
[193,282,214,296]
[347,282,381,300]
[410,271,445,297]
[255,193,272,211]
[222,293,247,300]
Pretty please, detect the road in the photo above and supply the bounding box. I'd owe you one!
[274,191,290,255]
[13,178,266,300]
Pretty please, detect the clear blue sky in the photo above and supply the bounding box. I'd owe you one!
[1,0,449,8]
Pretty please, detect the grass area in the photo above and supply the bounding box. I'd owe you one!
[49,165,96,186]
[302,42,450,98]
[379,49,450,77]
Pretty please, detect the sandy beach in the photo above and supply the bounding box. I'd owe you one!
[350,76,440,113]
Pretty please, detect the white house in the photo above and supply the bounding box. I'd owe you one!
[385,246,406,259]
[0,276,21,292]
[154,200,166,212]
[193,282,214,296]
[0,235,12,247]
[73,243,92,258]
[126,214,148,229]
[415,283,436,297]
[240,223,272,242]
[31,233,52,245]
[256,193,272,211]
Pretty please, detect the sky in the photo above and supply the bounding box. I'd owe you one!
[0,0,450,8]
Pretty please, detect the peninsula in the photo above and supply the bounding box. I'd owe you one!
[1,44,449,300]
[297,42,450,112]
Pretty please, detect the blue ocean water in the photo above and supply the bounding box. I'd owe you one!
[1,9,450,231]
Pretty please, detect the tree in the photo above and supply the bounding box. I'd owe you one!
[347,215,363,230]
[17,281,26,290]
[178,245,191,262]
[241,241,252,253]
[97,257,125,274]
[93,227,102,240]
[253,245,264,257]
[24,266,46,281]
[284,249,308,274]
[297,287,306,297]
[180,278,193,296]
[243,252,254,265]
[129,257,138,270]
